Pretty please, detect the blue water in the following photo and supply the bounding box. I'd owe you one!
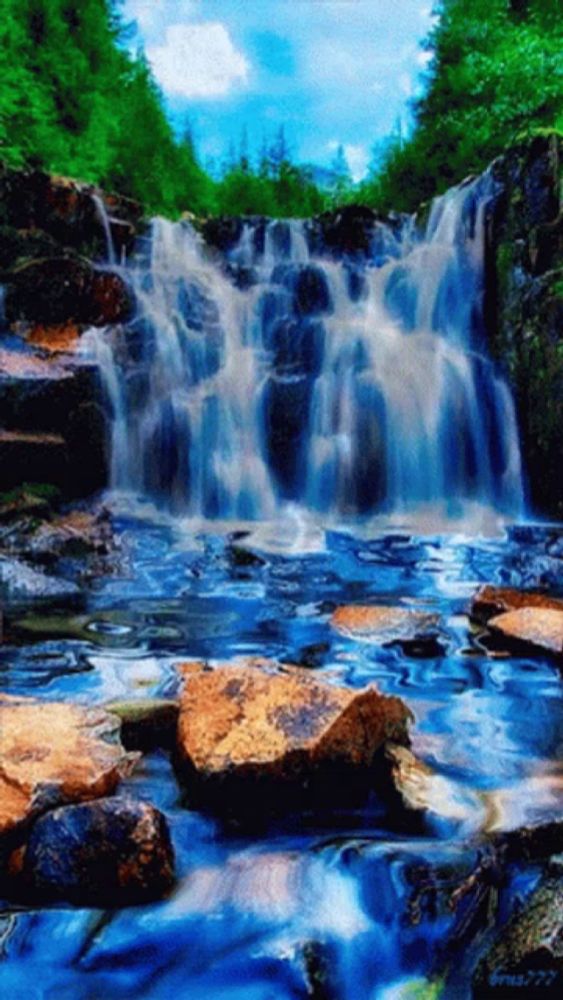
[1,515,562,999]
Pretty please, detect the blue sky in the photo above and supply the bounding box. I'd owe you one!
[123,1,435,180]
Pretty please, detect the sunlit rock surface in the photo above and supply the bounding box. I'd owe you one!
[488,607,563,659]
[471,584,563,623]
[0,696,135,845]
[330,605,439,647]
[175,658,412,815]
[16,797,175,906]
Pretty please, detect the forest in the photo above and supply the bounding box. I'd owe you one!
[1,0,561,217]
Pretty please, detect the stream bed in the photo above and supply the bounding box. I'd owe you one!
[1,511,562,999]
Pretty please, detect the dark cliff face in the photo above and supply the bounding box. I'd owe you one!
[484,133,563,517]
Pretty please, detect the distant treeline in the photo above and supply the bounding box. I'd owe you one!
[1,0,561,218]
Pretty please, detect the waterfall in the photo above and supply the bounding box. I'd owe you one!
[92,193,117,266]
[92,173,524,520]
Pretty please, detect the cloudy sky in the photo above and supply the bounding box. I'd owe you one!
[123,1,435,180]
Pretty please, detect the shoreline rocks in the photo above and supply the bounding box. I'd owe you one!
[175,657,412,819]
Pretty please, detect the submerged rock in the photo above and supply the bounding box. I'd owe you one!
[15,797,175,906]
[471,584,563,624]
[175,658,412,816]
[488,607,563,660]
[330,605,440,650]
[473,875,563,996]
[0,696,135,848]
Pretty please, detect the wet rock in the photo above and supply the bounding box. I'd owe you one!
[473,875,563,997]
[106,698,180,752]
[0,350,109,496]
[0,696,135,849]
[0,555,80,601]
[4,257,134,327]
[488,607,563,660]
[15,797,175,906]
[330,605,440,648]
[471,584,563,624]
[0,483,59,524]
[24,509,114,564]
[175,657,412,817]
[0,166,142,260]
[383,743,485,834]
[0,430,69,491]
[24,323,81,353]
[486,132,563,517]
[310,204,379,257]
[198,216,243,253]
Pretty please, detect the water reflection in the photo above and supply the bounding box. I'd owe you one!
[0,518,561,998]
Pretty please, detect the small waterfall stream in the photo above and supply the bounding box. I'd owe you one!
[89,173,524,520]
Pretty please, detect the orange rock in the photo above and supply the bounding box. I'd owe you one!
[175,658,412,814]
[0,696,136,844]
[471,585,563,623]
[330,605,439,643]
[26,323,81,353]
[488,607,563,659]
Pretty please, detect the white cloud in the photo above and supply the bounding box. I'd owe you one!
[343,143,369,182]
[147,22,250,99]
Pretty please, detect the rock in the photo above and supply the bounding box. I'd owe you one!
[0,483,59,523]
[0,430,69,492]
[15,797,174,906]
[330,605,440,649]
[0,696,135,849]
[471,584,563,624]
[25,323,81,353]
[0,166,142,260]
[106,698,179,751]
[487,607,563,659]
[0,555,80,601]
[4,257,134,327]
[473,876,563,996]
[0,349,109,497]
[24,509,114,564]
[198,216,244,253]
[175,658,412,817]
[486,132,563,517]
[383,743,486,834]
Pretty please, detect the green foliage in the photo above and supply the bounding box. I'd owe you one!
[0,2,325,218]
[362,0,563,212]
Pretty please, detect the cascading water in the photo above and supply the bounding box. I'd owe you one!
[89,172,524,520]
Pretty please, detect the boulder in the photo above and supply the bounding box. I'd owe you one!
[14,797,175,906]
[4,257,134,326]
[330,605,440,650]
[473,875,563,996]
[488,607,563,659]
[175,658,412,817]
[471,584,563,624]
[0,696,135,850]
